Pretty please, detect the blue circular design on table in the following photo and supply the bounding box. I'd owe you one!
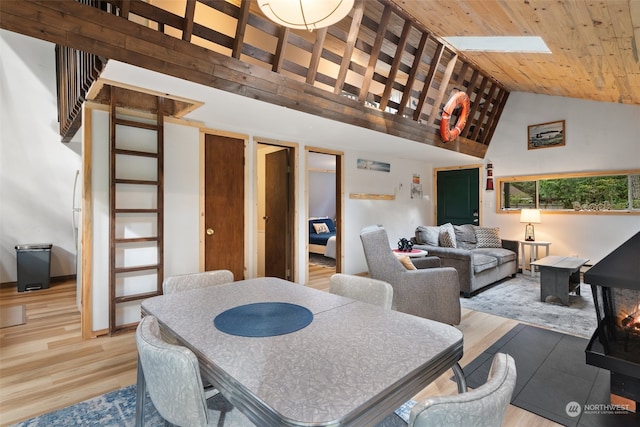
[213,302,313,337]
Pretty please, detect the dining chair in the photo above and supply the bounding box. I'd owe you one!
[359,225,461,325]
[409,353,517,427]
[329,273,393,310]
[136,315,254,427]
[162,270,234,294]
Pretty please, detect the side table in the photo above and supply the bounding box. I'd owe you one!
[519,240,552,276]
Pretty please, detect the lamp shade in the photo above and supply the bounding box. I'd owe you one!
[258,0,355,31]
[520,208,541,224]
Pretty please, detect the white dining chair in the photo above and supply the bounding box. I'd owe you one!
[329,273,393,310]
[409,353,517,427]
[136,315,255,427]
[162,270,233,294]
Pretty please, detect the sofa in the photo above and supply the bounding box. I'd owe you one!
[411,223,518,297]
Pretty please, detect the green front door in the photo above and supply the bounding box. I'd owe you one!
[436,168,480,225]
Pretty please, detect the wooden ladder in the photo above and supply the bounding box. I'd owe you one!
[109,87,164,335]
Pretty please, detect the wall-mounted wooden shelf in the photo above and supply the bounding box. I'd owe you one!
[349,193,395,200]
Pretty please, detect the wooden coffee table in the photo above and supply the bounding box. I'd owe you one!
[531,256,590,306]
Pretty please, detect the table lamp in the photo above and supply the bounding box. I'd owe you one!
[520,208,541,241]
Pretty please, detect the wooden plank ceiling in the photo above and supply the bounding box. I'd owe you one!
[2,0,521,158]
[394,0,640,106]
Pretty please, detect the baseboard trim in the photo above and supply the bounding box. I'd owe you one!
[1,274,77,289]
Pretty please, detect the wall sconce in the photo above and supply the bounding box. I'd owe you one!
[485,160,494,190]
[258,0,355,31]
[520,208,541,241]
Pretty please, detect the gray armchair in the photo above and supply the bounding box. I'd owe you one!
[163,270,234,294]
[409,353,517,427]
[360,225,461,325]
[329,273,393,310]
[136,315,254,426]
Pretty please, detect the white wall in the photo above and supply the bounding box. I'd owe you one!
[0,30,81,283]
[484,92,640,263]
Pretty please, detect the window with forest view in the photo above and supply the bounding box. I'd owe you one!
[498,171,640,213]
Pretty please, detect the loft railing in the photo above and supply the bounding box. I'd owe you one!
[55,0,109,142]
[52,0,508,151]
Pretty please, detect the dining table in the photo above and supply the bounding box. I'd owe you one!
[136,277,464,426]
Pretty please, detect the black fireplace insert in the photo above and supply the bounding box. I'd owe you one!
[585,231,640,405]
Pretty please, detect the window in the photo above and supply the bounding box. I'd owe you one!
[497,170,640,214]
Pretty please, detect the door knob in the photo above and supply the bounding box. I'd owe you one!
[206,228,214,235]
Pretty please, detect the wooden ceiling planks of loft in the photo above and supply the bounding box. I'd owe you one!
[0,0,511,159]
[393,0,640,106]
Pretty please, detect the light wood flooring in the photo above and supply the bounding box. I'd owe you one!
[0,271,560,427]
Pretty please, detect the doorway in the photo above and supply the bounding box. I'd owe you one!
[256,142,295,280]
[306,149,342,286]
[436,167,481,226]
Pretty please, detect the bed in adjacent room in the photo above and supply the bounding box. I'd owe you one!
[308,218,336,259]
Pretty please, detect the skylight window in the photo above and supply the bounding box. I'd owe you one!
[443,36,551,53]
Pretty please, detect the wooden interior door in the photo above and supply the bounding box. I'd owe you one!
[204,134,244,280]
[264,148,290,279]
[437,168,480,226]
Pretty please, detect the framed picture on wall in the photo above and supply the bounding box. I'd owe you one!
[527,120,565,150]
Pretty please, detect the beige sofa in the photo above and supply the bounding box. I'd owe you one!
[411,223,518,297]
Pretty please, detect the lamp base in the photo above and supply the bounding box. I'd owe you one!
[524,223,535,241]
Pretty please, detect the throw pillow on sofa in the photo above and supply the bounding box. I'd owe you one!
[454,224,477,250]
[475,226,502,248]
[439,223,457,248]
[415,225,440,246]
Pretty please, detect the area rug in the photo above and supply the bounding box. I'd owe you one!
[309,253,336,268]
[463,324,638,427]
[460,274,596,338]
[0,305,26,328]
[10,383,410,426]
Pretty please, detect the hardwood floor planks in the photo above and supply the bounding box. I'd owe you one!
[0,275,560,426]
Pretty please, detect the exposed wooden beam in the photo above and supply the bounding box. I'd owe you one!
[232,0,251,59]
[413,43,444,122]
[397,31,428,117]
[358,3,392,102]
[334,0,365,95]
[427,53,457,127]
[379,20,412,111]
[306,28,328,85]
[272,26,289,72]
[182,0,196,42]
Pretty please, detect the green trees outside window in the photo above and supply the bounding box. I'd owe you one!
[499,171,640,213]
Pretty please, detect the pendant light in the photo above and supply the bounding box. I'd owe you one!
[258,0,355,31]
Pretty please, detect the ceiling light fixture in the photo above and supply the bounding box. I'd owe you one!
[258,0,355,31]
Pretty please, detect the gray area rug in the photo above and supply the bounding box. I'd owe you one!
[309,252,336,268]
[10,384,409,426]
[460,274,597,338]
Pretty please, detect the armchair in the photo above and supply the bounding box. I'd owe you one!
[360,225,461,325]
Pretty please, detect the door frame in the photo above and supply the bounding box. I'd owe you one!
[254,137,297,282]
[305,147,344,277]
[199,128,250,274]
[433,164,484,225]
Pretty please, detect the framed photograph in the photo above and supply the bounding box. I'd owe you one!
[357,158,390,172]
[527,120,565,150]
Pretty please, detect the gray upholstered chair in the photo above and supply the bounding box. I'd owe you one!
[360,225,461,325]
[329,273,393,310]
[136,315,254,427]
[409,353,517,427]
[162,270,233,294]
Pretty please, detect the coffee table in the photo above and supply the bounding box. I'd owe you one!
[531,256,590,305]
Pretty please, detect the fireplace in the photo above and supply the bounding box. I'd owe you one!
[585,231,640,411]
